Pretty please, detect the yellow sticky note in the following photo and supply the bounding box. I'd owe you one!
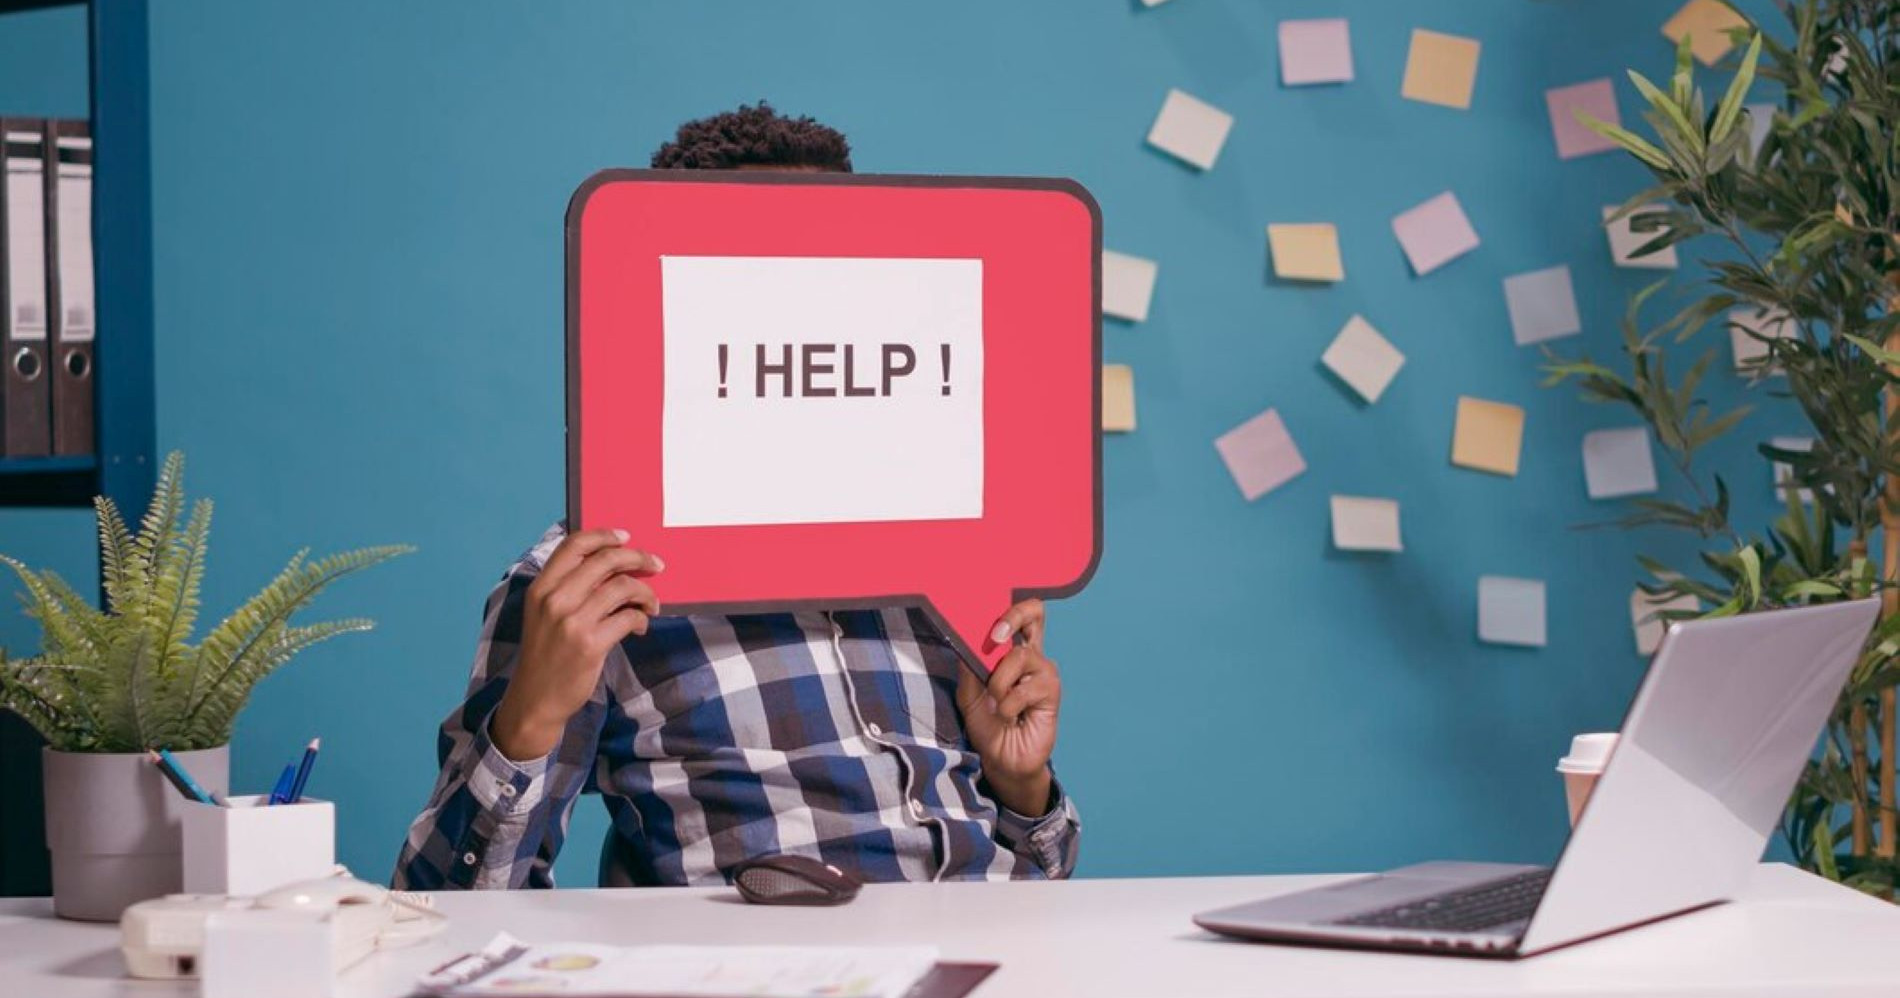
[1402,29,1481,109]
[1451,396,1525,476]
[1102,364,1136,433]
[1267,223,1344,282]
[1662,0,1748,67]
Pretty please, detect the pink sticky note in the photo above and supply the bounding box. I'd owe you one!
[1392,192,1480,277]
[1280,19,1354,86]
[1546,78,1621,159]
[1215,408,1306,501]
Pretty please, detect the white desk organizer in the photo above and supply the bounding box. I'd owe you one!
[182,795,335,896]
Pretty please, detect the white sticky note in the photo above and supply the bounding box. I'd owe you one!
[1745,102,1776,162]
[1321,315,1404,404]
[1771,435,1815,504]
[1604,206,1679,270]
[1147,89,1234,171]
[661,256,983,527]
[1730,306,1791,373]
[1331,495,1402,552]
[1215,408,1305,501]
[1141,0,1173,6]
[1280,19,1354,86]
[1632,588,1699,656]
[1102,250,1158,323]
[1504,266,1581,346]
[1392,192,1480,277]
[1583,427,1658,499]
[1479,576,1547,647]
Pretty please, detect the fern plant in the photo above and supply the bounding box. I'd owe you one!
[0,452,410,752]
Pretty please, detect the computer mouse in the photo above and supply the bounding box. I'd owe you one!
[732,854,862,907]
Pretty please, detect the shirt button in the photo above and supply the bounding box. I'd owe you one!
[499,784,518,798]
[908,799,925,820]
[462,852,478,866]
[867,723,883,737]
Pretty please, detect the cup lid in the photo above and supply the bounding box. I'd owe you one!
[1556,732,1619,773]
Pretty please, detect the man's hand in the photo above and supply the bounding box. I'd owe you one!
[492,529,664,762]
[956,599,1062,818]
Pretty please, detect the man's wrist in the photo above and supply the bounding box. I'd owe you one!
[987,767,1054,818]
[491,695,564,763]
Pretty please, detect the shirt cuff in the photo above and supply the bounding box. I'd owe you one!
[465,711,552,822]
[993,778,1078,872]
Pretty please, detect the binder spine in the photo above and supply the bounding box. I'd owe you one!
[50,120,94,457]
[2,118,52,458]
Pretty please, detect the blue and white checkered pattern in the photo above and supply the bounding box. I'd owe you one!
[393,524,1080,890]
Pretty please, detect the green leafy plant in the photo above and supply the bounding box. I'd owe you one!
[0,452,410,752]
[1547,0,1900,897]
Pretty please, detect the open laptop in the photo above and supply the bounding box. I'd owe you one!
[1194,598,1879,958]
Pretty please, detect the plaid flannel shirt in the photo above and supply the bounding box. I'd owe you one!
[393,524,1080,890]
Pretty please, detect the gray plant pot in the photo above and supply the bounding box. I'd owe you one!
[42,745,230,921]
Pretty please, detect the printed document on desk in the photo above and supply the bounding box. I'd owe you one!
[419,933,941,998]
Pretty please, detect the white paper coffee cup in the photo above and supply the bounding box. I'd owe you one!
[1556,732,1618,827]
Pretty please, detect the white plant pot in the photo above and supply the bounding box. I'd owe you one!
[42,745,229,921]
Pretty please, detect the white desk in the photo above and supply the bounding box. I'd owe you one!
[1,863,1895,997]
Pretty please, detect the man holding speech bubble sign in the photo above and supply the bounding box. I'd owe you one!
[395,104,1100,891]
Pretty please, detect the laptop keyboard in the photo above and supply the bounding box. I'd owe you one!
[1331,868,1553,933]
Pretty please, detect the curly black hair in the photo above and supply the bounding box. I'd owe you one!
[650,102,853,172]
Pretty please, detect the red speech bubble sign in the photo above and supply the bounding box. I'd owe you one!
[566,171,1101,674]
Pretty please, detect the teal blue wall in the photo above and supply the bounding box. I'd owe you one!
[6,0,1801,886]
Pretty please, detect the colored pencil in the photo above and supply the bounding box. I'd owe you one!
[287,737,321,804]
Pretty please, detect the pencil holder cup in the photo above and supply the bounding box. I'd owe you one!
[181,795,335,896]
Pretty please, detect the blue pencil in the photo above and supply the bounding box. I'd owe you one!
[151,748,216,805]
[287,737,321,804]
[268,764,296,805]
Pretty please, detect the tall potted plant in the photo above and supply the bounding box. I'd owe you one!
[1548,0,1900,896]
[0,453,408,919]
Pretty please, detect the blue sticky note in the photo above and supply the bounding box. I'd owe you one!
[1582,427,1658,499]
[1504,266,1581,346]
[1479,576,1546,647]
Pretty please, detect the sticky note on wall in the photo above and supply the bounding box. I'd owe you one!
[1102,250,1158,323]
[1147,89,1234,170]
[1216,408,1305,501]
[1503,266,1581,346]
[1771,435,1815,503]
[1402,29,1481,109]
[1451,397,1525,476]
[1280,18,1354,85]
[1745,102,1776,162]
[1102,364,1136,433]
[1730,306,1791,374]
[1632,588,1699,655]
[1479,575,1547,647]
[1321,315,1404,404]
[1546,78,1622,159]
[1663,0,1749,67]
[1331,495,1402,552]
[1604,206,1679,269]
[1267,223,1345,282]
[1583,427,1658,499]
[1392,192,1479,277]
